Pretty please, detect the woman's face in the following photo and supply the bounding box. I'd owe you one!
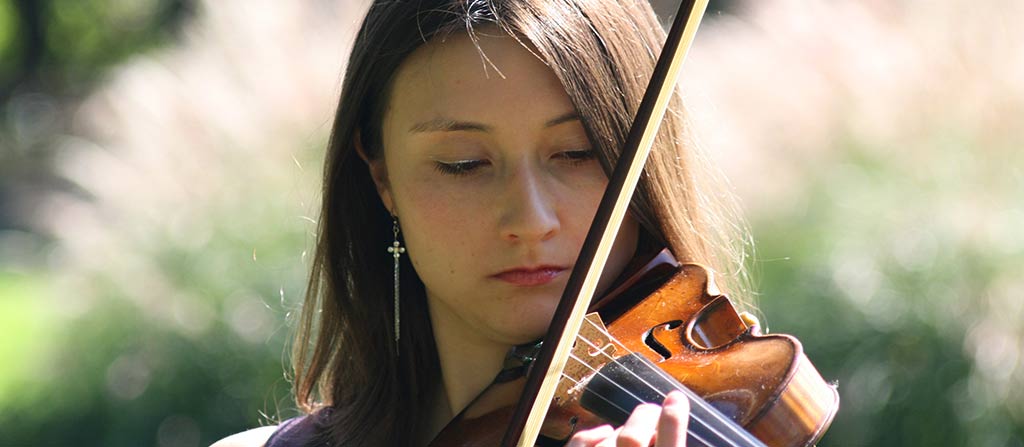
[368,32,638,346]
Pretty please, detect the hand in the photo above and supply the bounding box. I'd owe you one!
[566,390,690,447]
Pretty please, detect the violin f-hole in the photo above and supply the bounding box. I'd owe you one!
[643,320,683,360]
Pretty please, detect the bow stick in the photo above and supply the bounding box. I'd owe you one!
[501,0,711,445]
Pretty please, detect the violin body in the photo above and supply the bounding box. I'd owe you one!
[430,254,839,446]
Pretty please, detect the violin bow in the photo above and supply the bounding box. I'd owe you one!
[501,0,710,445]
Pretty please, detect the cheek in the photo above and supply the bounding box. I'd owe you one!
[561,179,606,239]
[557,177,638,290]
[392,183,487,280]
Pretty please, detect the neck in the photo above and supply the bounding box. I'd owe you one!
[427,296,511,424]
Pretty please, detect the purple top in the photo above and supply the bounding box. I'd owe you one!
[264,413,326,447]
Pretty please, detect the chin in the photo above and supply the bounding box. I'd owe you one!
[497,296,560,344]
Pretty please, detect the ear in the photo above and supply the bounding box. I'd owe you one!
[355,132,395,214]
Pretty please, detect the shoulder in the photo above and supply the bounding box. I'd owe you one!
[212,413,326,447]
[210,426,278,447]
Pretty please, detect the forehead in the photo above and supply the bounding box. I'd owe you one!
[384,31,575,128]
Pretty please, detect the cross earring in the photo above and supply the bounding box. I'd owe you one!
[387,216,406,346]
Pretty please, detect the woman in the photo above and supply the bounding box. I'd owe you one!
[216,0,748,445]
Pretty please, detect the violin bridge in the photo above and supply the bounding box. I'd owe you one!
[555,313,620,406]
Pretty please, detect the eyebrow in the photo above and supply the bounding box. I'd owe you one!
[408,112,579,133]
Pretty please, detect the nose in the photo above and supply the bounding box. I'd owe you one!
[499,165,560,243]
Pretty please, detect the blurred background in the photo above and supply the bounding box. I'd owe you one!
[0,0,1020,445]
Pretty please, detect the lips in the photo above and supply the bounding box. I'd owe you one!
[491,266,568,286]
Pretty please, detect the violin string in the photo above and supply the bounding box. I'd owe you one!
[557,372,630,417]
[577,319,761,443]
[565,349,724,445]
[569,335,737,445]
[574,320,761,446]
[566,337,745,447]
[576,319,729,415]
[572,323,699,411]
[576,320,763,446]
[558,370,716,447]
[573,319,761,446]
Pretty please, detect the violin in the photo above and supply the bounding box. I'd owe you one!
[429,250,838,446]
[431,0,839,445]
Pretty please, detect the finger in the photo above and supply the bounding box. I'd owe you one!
[613,403,663,447]
[655,391,691,447]
[566,424,616,447]
[594,427,623,447]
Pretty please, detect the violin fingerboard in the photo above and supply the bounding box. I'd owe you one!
[580,353,767,447]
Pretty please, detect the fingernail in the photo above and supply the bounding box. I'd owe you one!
[664,390,687,407]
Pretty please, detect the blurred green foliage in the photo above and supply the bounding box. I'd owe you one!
[0,0,191,93]
[0,1,17,70]
[43,0,184,87]
[0,272,57,403]
[755,140,1024,446]
[1,0,192,253]
[0,207,310,445]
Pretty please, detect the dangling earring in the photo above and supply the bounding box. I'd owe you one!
[387,215,406,346]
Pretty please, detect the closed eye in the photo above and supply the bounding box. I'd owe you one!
[434,159,489,176]
[555,149,597,165]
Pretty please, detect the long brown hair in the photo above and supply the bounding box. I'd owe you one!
[292,0,750,445]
